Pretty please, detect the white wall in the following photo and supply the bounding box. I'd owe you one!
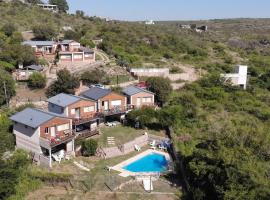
[13,123,42,155]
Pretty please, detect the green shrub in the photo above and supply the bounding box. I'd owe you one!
[28,72,46,89]
[81,139,98,156]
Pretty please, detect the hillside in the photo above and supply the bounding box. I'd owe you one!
[1,1,270,200]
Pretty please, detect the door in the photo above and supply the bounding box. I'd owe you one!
[137,97,141,107]
[50,127,56,137]
[104,101,109,111]
[75,108,80,118]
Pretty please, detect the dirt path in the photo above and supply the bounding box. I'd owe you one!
[167,63,201,89]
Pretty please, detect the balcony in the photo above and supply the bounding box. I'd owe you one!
[101,106,132,117]
[40,130,75,149]
[72,113,101,125]
[75,129,99,140]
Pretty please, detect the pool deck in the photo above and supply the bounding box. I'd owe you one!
[111,149,171,177]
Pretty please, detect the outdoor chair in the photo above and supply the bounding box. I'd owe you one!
[134,144,141,151]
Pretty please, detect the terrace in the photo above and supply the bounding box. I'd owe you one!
[40,130,75,149]
[72,113,101,126]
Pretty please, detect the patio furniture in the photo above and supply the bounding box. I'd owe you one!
[134,144,141,151]
[58,150,65,159]
[149,140,156,147]
[52,154,61,163]
[143,178,153,191]
[106,122,113,127]
[106,166,112,171]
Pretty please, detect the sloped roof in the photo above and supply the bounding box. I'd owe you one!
[22,41,55,46]
[60,40,77,45]
[122,86,154,96]
[10,108,63,129]
[26,65,43,71]
[80,87,112,101]
[47,93,80,107]
[47,93,95,107]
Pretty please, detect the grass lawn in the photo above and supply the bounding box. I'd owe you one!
[27,147,180,200]
[97,125,166,147]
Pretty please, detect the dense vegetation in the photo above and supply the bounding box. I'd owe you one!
[1,1,270,199]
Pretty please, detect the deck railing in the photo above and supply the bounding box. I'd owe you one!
[75,129,99,140]
[40,130,75,149]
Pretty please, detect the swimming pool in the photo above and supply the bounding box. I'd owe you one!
[123,153,168,173]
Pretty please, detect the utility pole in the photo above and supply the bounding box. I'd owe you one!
[3,81,9,107]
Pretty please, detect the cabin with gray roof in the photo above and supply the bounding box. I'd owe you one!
[10,108,74,168]
[22,40,95,63]
[81,87,127,117]
[122,86,155,108]
[47,93,99,138]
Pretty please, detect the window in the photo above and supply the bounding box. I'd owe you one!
[57,124,70,131]
[84,106,95,113]
[45,127,49,134]
[102,101,104,106]
[111,100,121,106]
[71,109,76,115]
[142,97,152,103]
[24,125,28,129]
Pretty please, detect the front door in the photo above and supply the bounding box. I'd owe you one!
[75,108,80,118]
[50,127,56,137]
[104,101,109,111]
[137,97,141,107]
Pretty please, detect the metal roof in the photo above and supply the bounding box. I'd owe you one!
[122,86,154,96]
[22,41,55,46]
[10,108,60,128]
[60,40,76,45]
[80,87,111,101]
[26,65,43,71]
[47,93,95,107]
[47,93,80,107]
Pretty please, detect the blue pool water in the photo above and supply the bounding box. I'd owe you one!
[123,153,168,173]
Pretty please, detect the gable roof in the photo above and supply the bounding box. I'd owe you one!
[47,93,94,107]
[80,87,112,101]
[60,40,78,45]
[26,65,43,71]
[122,86,154,96]
[10,108,64,129]
[22,41,55,46]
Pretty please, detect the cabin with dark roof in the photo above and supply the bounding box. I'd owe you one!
[122,86,155,108]
[10,108,74,168]
[80,87,127,117]
[47,93,99,139]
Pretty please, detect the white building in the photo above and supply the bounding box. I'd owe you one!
[37,4,58,12]
[145,20,155,25]
[222,65,248,90]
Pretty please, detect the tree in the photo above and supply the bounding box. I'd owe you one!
[76,10,85,18]
[64,30,81,41]
[32,24,57,40]
[146,77,172,106]
[80,69,109,85]
[46,69,79,97]
[81,139,98,156]
[0,61,15,72]
[0,44,36,66]
[28,72,47,89]
[0,69,16,106]
[9,32,23,44]
[1,23,16,37]
[80,38,95,48]
[49,0,69,12]
[26,0,43,4]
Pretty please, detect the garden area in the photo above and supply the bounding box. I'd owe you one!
[24,148,180,200]
[97,125,167,147]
